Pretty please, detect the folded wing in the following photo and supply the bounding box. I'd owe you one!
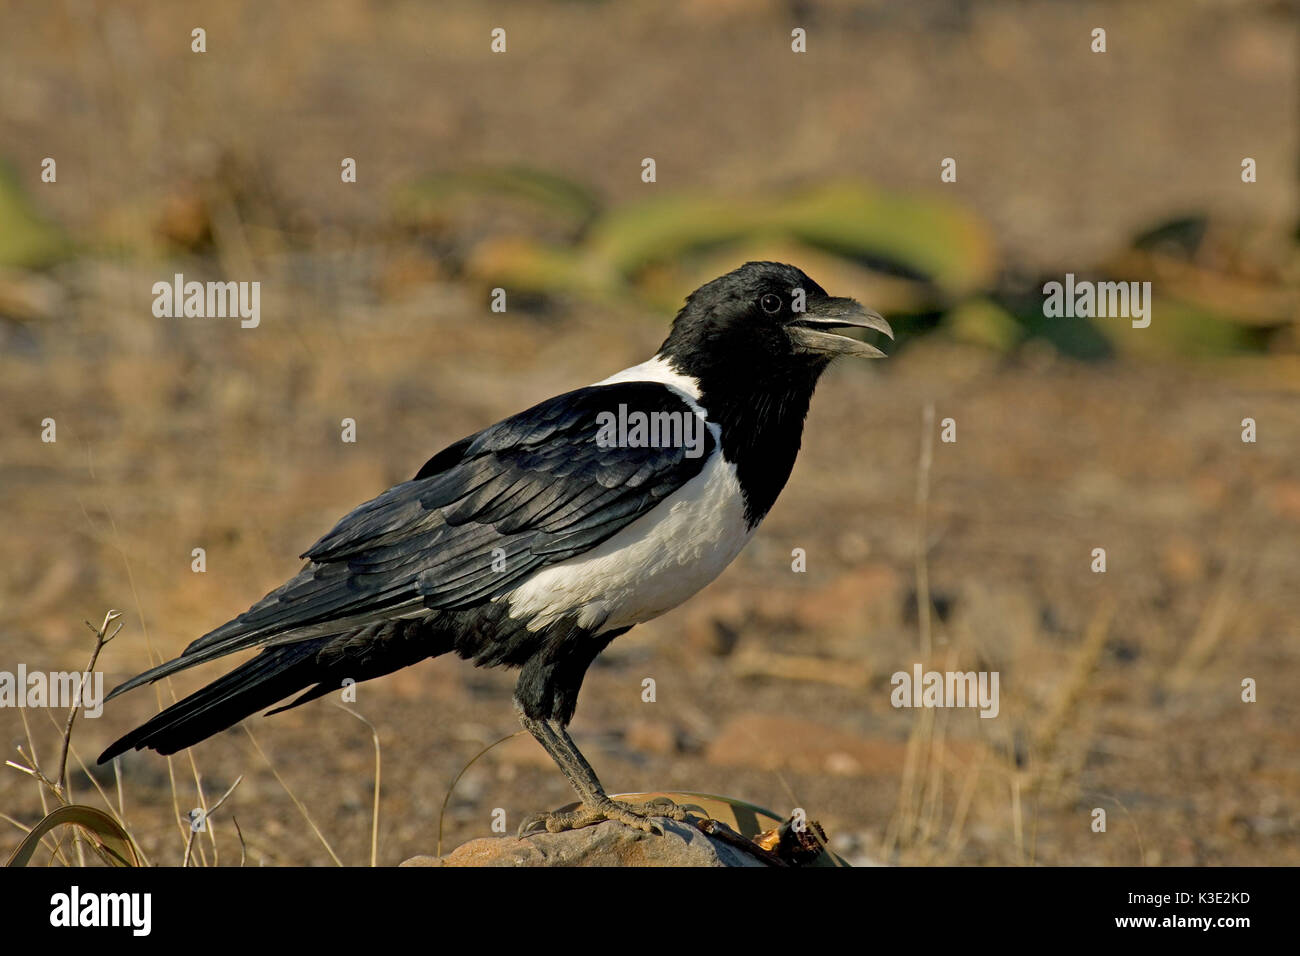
[104,381,714,701]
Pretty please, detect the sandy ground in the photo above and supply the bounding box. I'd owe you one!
[1,0,1296,865]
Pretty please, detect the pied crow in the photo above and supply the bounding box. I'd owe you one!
[98,260,892,834]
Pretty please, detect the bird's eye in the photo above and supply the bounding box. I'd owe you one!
[759,293,783,314]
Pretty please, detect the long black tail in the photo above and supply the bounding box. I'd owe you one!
[97,641,330,762]
[97,616,452,764]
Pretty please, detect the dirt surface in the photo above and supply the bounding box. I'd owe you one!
[1,0,1297,867]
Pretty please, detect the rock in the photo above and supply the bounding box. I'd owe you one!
[402,792,857,867]
[403,819,766,867]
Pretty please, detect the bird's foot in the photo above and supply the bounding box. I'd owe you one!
[518,796,690,837]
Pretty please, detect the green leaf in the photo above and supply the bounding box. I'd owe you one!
[0,159,68,269]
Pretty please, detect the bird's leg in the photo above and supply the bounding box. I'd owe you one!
[521,714,603,803]
[516,715,689,836]
[545,721,692,823]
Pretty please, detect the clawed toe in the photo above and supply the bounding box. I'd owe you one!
[516,811,553,837]
[517,796,691,837]
[622,796,690,822]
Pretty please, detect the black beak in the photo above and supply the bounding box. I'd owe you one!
[788,297,894,359]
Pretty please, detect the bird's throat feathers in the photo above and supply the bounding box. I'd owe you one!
[660,351,822,525]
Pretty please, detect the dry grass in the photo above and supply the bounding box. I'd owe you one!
[2,0,1297,866]
[3,611,391,868]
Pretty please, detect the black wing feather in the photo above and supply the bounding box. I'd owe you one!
[104,381,712,701]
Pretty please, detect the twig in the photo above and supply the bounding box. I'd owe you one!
[182,775,242,868]
[56,609,123,796]
[694,818,788,867]
[183,822,198,868]
[232,815,247,867]
[16,711,52,819]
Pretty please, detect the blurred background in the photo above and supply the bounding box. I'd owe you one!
[1,0,1297,866]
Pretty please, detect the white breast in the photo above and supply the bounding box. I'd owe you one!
[499,354,755,633]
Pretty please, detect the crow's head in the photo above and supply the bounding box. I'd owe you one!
[658,261,892,384]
